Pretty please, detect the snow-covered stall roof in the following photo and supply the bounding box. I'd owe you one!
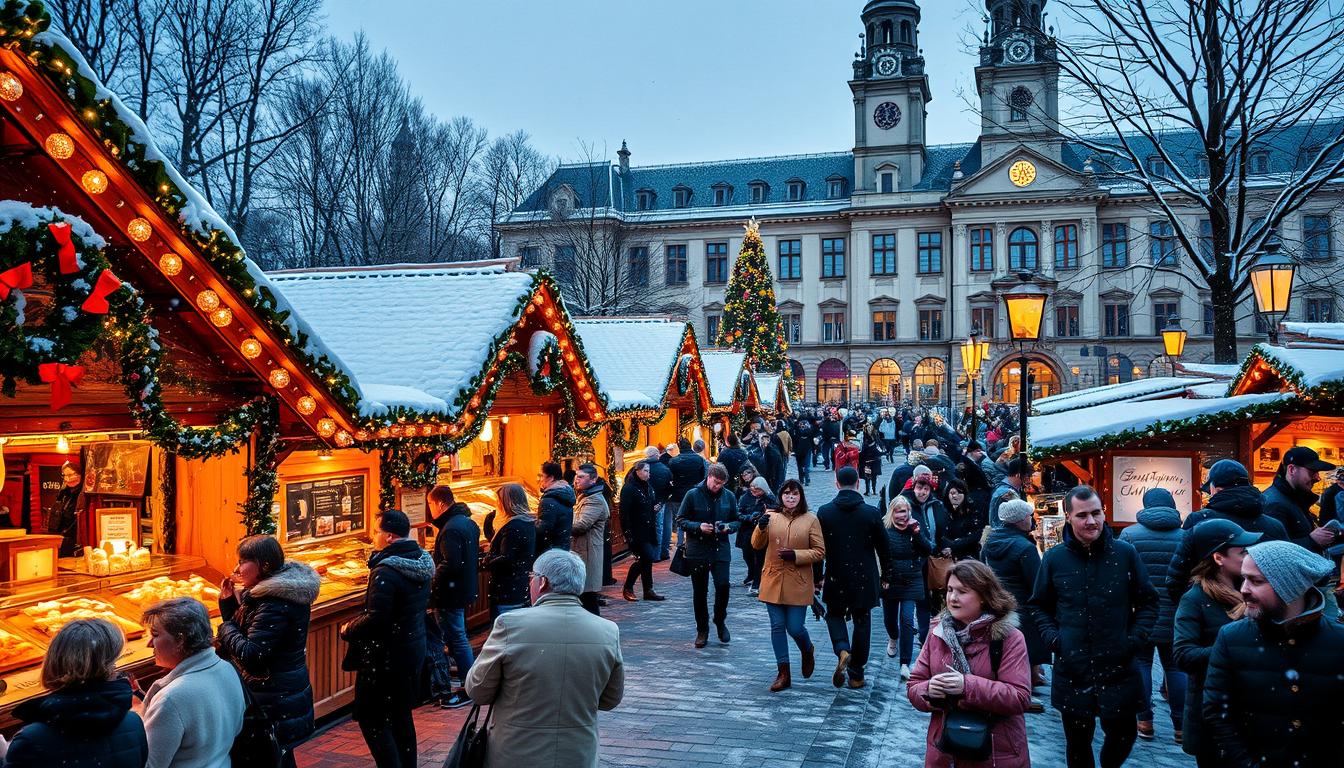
[267,264,539,418]
[572,318,696,412]
[699,350,752,409]
[754,373,791,413]
[1230,343,1344,396]
[1281,322,1344,343]
[1177,363,1240,379]
[1032,376,1214,415]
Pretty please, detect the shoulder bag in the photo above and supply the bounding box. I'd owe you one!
[443,702,492,768]
[926,555,955,590]
[228,663,284,768]
[936,638,1004,762]
[669,544,691,577]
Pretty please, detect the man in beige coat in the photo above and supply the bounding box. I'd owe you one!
[571,463,610,615]
[466,548,624,768]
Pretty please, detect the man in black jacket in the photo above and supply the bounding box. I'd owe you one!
[820,413,841,470]
[1030,486,1159,768]
[717,433,749,493]
[675,463,739,648]
[1262,446,1338,553]
[792,417,814,485]
[535,461,575,557]
[642,446,674,560]
[816,466,892,689]
[426,486,479,709]
[1203,540,1343,767]
[669,438,708,550]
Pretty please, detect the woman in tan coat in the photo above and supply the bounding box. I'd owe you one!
[751,478,825,692]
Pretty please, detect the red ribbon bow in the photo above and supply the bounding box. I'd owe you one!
[80,270,122,314]
[48,222,79,274]
[0,262,33,300]
[38,363,84,411]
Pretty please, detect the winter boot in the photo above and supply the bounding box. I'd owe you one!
[770,663,792,692]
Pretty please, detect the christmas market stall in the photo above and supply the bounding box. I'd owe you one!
[0,8,370,719]
[699,349,760,434]
[753,372,793,417]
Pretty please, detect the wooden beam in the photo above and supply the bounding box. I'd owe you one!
[1061,459,1093,484]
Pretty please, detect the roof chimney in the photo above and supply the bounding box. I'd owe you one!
[617,140,631,175]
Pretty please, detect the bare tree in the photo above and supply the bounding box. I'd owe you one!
[477,131,554,258]
[1049,0,1344,361]
[46,0,128,82]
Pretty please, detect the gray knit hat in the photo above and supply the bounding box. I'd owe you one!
[750,476,772,493]
[1246,540,1334,604]
[998,499,1034,525]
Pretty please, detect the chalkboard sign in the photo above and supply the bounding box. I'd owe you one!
[285,474,366,542]
[1109,452,1199,524]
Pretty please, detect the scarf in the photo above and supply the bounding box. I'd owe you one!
[940,612,996,675]
[1193,573,1247,620]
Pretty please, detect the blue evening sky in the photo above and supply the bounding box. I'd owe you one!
[324,0,989,166]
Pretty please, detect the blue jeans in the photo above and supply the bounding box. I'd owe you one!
[881,596,919,664]
[434,608,473,684]
[652,502,667,559]
[1137,641,1187,728]
[765,603,812,665]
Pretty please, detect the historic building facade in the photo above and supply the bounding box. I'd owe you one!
[496,0,1344,406]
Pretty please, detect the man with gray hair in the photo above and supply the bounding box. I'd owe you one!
[467,549,624,767]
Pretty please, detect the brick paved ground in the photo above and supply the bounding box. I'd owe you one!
[298,458,1193,767]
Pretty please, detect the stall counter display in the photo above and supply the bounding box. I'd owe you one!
[287,538,372,603]
[447,476,541,543]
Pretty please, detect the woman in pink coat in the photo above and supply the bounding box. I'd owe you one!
[907,560,1032,767]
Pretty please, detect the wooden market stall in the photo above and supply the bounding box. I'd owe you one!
[753,372,793,417]
[700,350,761,438]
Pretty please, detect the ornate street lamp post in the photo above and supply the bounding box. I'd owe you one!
[1002,279,1047,465]
[1248,243,1296,345]
[961,326,987,442]
[1161,318,1188,374]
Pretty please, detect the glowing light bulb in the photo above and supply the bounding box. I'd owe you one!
[268,368,291,388]
[209,307,233,327]
[82,169,109,194]
[296,396,316,415]
[316,418,336,437]
[239,338,262,359]
[44,133,74,159]
[159,253,183,276]
[195,290,220,312]
[0,72,22,101]
[478,419,493,443]
[335,430,353,447]
[126,218,152,242]
[55,435,70,453]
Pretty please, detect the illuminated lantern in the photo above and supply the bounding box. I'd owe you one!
[0,72,22,101]
[81,169,109,194]
[1161,320,1188,359]
[195,290,220,312]
[159,253,183,276]
[126,218,152,242]
[239,338,262,359]
[1248,245,1295,343]
[334,430,353,447]
[268,368,291,388]
[44,133,74,159]
[316,418,337,437]
[208,307,233,327]
[1002,282,1047,343]
[296,396,317,415]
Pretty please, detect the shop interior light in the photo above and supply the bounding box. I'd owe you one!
[478,419,493,443]
[55,435,70,453]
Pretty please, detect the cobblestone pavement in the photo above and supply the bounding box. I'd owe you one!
[299,459,1193,767]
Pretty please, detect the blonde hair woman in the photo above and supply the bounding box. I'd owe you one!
[881,495,933,678]
[483,482,537,618]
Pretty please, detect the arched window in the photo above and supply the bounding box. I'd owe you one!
[1009,86,1034,122]
[788,359,805,397]
[868,359,902,404]
[900,20,912,43]
[817,359,849,403]
[996,359,1059,402]
[913,358,946,407]
[881,20,893,44]
[1008,227,1039,271]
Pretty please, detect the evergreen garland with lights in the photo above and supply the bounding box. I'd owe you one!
[716,219,787,372]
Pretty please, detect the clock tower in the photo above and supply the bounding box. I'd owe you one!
[975,0,1062,166]
[850,0,931,194]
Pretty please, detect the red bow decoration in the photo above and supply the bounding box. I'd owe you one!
[0,262,33,300]
[80,270,122,314]
[39,363,84,411]
[48,222,79,274]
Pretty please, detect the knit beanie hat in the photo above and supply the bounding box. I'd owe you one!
[912,465,933,479]
[750,476,772,493]
[1246,540,1334,604]
[1141,488,1177,509]
[998,499,1034,525]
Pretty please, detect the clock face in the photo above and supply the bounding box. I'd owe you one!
[1008,160,1037,187]
[1006,39,1032,64]
[875,54,899,77]
[873,101,903,130]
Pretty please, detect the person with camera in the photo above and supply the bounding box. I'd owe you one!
[675,463,740,648]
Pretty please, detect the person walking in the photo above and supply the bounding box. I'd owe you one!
[620,461,665,602]
[905,475,952,641]
[571,464,610,616]
[878,409,899,462]
[817,466,893,689]
[860,424,884,496]
[0,619,147,768]
[466,549,624,768]
[988,457,1028,530]
[833,432,861,474]
[642,447,674,561]
[425,485,479,709]
[881,494,933,679]
[752,478,824,692]
[1116,488,1187,743]
[942,479,987,561]
[792,416,814,486]
[1030,486,1160,768]
[676,463,740,648]
[717,433,749,493]
[1261,446,1339,553]
[216,535,320,765]
[754,432,785,492]
[1202,540,1344,767]
[483,483,537,618]
[1171,519,1261,766]
[982,499,1049,707]
[908,560,1034,768]
[820,412,841,470]
[536,462,575,556]
[341,511,433,768]
[736,476,775,595]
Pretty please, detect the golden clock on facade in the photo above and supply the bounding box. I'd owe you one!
[1008,160,1037,187]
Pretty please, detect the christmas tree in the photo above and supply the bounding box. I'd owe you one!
[716,219,787,372]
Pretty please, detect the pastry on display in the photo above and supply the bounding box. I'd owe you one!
[0,627,41,671]
[325,560,367,580]
[121,575,221,610]
[20,597,142,638]
[83,543,153,575]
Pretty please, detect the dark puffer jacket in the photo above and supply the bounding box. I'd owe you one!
[882,521,932,601]
[341,539,434,719]
[484,516,537,604]
[1166,484,1288,601]
[535,482,575,556]
[943,501,988,560]
[1203,590,1344,767]
[1171,582,1238,759]
[817,489,893,613]
[430,502,479,610]
[668,453,707,504]
[218,560,321,748]
[675,481,739,563]
[4,678,147,768]
[982,525,1050,666]
[735,490,775,549]
[1261,475,1323,552]
[618,474,658,547]
[645,460,673,504]
[1029,525,1159,717]
[1118,501,1184,645]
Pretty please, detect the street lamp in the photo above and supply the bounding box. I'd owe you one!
[1161,318,1187,375]
[1248,242,1296,344]
[1002,278,1048,466]
[961,326,987,440]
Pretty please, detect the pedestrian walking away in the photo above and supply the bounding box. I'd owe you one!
[752,478,825,692]
[641,448,673,561]
[426,485,480,710]
[676,463,740,648]
[620,461,666,603]
[483,484,537,619]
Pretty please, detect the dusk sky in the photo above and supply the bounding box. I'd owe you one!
[325,0,991,166]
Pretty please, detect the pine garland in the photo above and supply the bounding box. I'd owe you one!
[716,219,787,373]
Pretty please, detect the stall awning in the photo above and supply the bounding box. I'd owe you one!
[1033,376,1215,415]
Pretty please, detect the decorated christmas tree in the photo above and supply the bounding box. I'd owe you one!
[716,219,787,372]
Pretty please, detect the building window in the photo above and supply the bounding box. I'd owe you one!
[1198,219,1213,263]
[913,358,946,407]
[1202,302,1215,336]
[750,183,769,204]
[1149,221,1177,266]
[1255,314,1268,335]
[1153,300,1179,335]
[918,309,943,341]
[880,172,895,194]
[704,242,729,284]
[1053,223,1078,269]
[1054,305,1080,338]
[1104,303,1131,337]
[971,306,995,338]
[787,181,805,201]
[917,231,943,274]
[1101,223,1128,268]
[1145,156,1169,178]
[1304,215,1332,260]
[872,233,897,275]
[672,187,691,208]
[822,238,846,278]
[1008,227,1039,272]
[1297,145,1321,171]
[665,244,688,285]
[1307,297,1336,323]
[969,227,994,272]
[1009,86,1034,122]
[872,310,897,341]
[554,244,577,284]
[1196,156,1210,177]
[627,246,649,287]
[1249,151,1270,175]
[869,359,902,403]
[706,314,721,343]
[828,178,846,198]
[778,239,802,280]
[635,190,655,211]
[822,312,846,344]
[712,186,731,206]
[518,245,541,267]
[781,313,802,345]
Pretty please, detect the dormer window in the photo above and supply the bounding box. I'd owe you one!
[635,189,656,211]
[711,183,733,206]
[827,176,847,199]
[877,168,896,194]
[749,181,770,204]
[672,185,692,208]
[786,179,806,202]
[1145,155,1169,178]
[1249,151,1270,174]
[1196,156,1210,178]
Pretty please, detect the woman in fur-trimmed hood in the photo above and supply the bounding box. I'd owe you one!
[217,534,322,753]
[907,560,1033,768]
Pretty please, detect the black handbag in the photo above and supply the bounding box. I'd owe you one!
[443,702,492,768]
[935,639,1003,762]
[229,665,284,768]
[669,544,691,577]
